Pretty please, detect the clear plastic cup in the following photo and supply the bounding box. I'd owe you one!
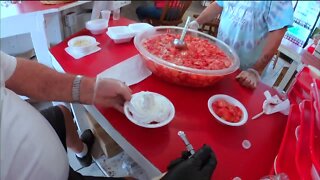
[100,10,111,25]
[101,10,111,20]
[112,8,120,20]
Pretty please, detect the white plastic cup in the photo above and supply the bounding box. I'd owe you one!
[113,8,120,20]
[101,10,111,20]
[100,10,111,25]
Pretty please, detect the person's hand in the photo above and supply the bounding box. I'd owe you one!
[162,145,217,180]
[93,78,132,113]
[236,69,261,89]
[188,20,200,31]
[313,33,320,45]
[166,151,191,170]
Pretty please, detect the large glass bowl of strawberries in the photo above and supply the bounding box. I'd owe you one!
[134,26,240,87]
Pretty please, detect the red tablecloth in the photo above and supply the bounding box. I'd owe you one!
[50,18,287,180]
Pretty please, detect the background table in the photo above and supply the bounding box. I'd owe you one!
[276,38,305,92]
[0,1,90,67]
[50,17,288,179]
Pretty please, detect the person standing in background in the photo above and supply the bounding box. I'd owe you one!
[136,1,180,22]
[189,1,294,89]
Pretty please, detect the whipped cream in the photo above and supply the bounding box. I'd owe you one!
[129,92,171,123]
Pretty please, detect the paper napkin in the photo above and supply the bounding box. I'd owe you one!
[262,91,290,115]
[97,54,152,86]
[65,42,101,60]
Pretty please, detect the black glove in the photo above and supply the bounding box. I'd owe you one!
[162,144,217,180]
[166,150,191,170]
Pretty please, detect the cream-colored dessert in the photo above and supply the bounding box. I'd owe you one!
[129,92,171,123]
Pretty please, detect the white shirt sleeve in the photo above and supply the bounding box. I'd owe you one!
[0,51,17,82]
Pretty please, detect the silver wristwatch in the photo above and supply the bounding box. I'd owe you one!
[72,75,83,102]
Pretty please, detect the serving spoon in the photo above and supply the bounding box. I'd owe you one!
[173,16,191,49]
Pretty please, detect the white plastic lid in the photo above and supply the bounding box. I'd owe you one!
[242,139,251,149]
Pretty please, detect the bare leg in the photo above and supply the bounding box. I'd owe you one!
[57,105,84,153]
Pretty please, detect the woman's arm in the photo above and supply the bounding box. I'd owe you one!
[195,2,223,25]
[252,28,287,74]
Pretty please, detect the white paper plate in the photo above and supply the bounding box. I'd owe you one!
[124,91,175,128]
[208,94,248,126]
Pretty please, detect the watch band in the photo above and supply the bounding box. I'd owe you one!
[72,75,83,102]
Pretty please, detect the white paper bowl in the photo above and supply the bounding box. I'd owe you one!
[86,19,108,35]
[107,26,135,44]
[67,36,97,53]
[124,91,175,128]
[128,23,154,36]
[208,94,248,126]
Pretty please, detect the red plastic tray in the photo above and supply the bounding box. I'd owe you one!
[295,100,314,179]
[310,79,320,173]
[275,104,300,179]
[287,67,312,105]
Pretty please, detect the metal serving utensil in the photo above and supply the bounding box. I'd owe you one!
[178,131,195,156]
[173,16,191,49]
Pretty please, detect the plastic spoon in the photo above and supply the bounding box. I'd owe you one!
[173,16,191,49]
[126,102,154,123]
[252,111,265,120]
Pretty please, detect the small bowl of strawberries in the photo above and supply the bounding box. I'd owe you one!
[208,94,248,126]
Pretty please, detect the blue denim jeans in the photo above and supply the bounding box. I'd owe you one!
[136,5,162,21]
[136,5,180,21]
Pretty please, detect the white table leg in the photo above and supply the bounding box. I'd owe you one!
[44,12,64,45]
[70,103,91,133]
[30,13,52,68]
[277,61,298,92]
[1,12,53,68]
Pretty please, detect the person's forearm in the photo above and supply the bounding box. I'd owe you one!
[252,28,287,74]
[6,58,95,104]
[196,2,223,25]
